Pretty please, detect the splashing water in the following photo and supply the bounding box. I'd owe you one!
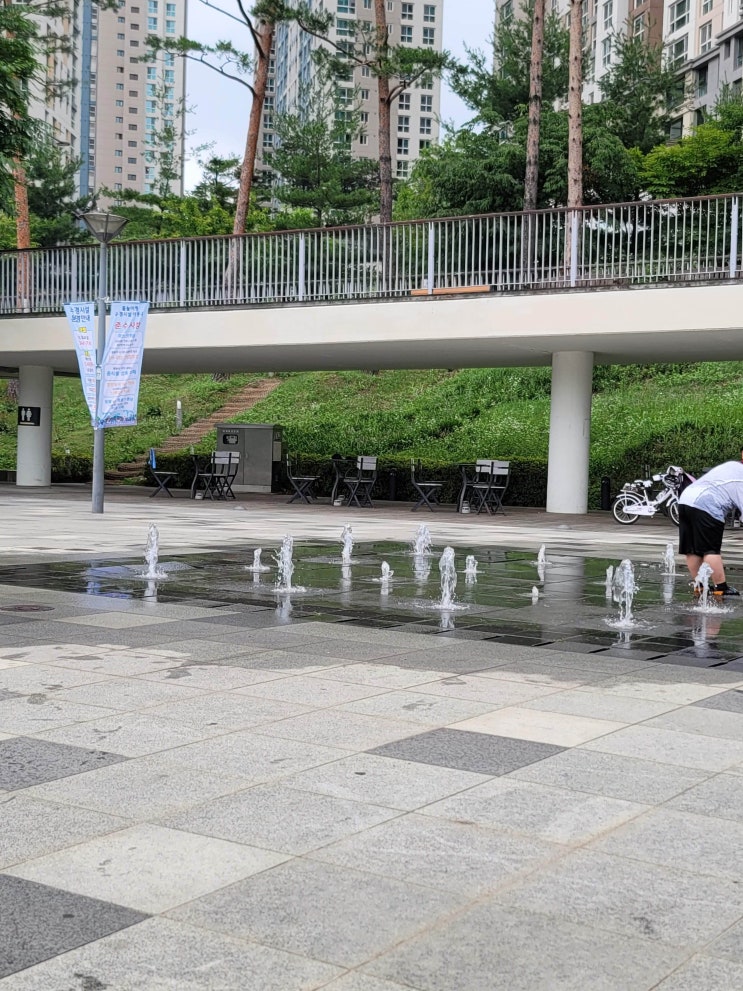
[537,545,547,568]
[380,561,393,595]
[464,555,478,583]
[612,559,638,627]
[274,536,305,593]
[413,554,431,584]
[693,562,714,611]
[248,548,270,573]
[439,547,457,610]
[412,525,432,557]
[605,565,614,599]
[142,523,167,580]
[531,586,539,604]
[663,542,676,576]
[341,525,354,565]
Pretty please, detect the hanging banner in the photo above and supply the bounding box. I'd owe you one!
[97,301,149,428]
[63,301,97,421]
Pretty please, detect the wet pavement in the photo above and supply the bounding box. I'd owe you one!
[1,488,742,989]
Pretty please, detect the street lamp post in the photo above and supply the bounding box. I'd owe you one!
[80,210,128,514]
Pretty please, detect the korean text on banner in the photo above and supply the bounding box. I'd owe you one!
[63,302,97,422]
[98,301,149,428]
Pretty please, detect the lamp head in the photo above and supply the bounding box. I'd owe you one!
[80,211,128,243]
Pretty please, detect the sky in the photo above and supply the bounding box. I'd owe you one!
[183,0,494,189]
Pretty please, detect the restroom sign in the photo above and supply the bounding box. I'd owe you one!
[17,406,41,426]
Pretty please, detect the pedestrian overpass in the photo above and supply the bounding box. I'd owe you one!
[2,194,742,513]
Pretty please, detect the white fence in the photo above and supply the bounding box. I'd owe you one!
[0,194,740,315]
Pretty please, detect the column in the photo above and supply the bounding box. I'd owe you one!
[16,365,53,487]
[546,350,593,514]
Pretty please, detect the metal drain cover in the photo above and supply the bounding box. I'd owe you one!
[0,604,54,613]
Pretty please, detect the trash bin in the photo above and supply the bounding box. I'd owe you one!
[216,423,284,493]
[600,476,612,511]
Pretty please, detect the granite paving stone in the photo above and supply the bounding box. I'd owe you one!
[693,688,743,713]
[508,748,709,804]
[280,752,490,810]
[139,661,292,691]
[364,901,686,991]
[522,688,681,723]
[450,706,625,746]
[640,705,743,741]
[0,697,118,736]
[422,776,647,844]
[0,794,128,869]
[167,857,465,969]
[319,976,411,991]
[0,736,127,791]
[666,773,743,822]
[592,808,743,880]
[6,822,288,913]
[337,690,498,726]
[311,812,560,896]
[0,915,342,991]
[233,673,388,706]
[416,673,563,706]
[59,612,184,629]
[142,691,313,732]
[0,662,111,692]
[314,662,459,690]
[0,874,147,979]
[41,649,187,677]
[162,780,399,854]
[582,669,742,705]
[369,727,564,776]
[581,724,743,771]
[501,848,743,946]
[258,708,422,750]
[653,955,743,989]
[25,750,250,819]
[707,917,743,963]
[53,677,204,711]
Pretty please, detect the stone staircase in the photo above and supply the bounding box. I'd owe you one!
[105,377,281,481]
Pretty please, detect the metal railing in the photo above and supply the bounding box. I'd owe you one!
[0,193,740,316]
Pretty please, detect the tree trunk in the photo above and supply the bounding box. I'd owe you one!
[523,0,544,212]
[233,19,274,236]
[13,158,31,310]
[374,0,393,225]
[567,0,583,209]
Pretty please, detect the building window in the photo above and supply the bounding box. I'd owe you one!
[735,36,743,68]
[669,117,683,141]
[117,49,125,57]
[116,82,124,90]
[128,140,138,146]
[501,0,513,21]
[128,156,137,163]
[423,4,435,22]
[147,16,157,29]
[115,149,123,156]
[114,166,123,173]
[420,74,433,89]
[336,18,353,36]
[422,27,435,45]
[146,99,157,111]
[398,93,411,110]
[360,88,370,100]
[669,35,688,66]
[601,36,612,67]
[127,173,137,180]
[396,160,409,178]
[363,0,371,7]
[337,0,355,11]
[360,111,369,123]
[129,39,139,47]
[401,25,413,43]
[117,32,125,39]
[420,117,432,134]
[115,99,124,107]
[669,0,689,33]
[699,21,712,54]
[603,0,612,29]
[701,0,712,12]
[128,123,138,130]
[397,137,409,155]
[165,19,175,33]
[147,67,157,80]
[420,94,433,112]
[148,0,158,10]
[633,13,645,39]
[116,116,124,124]
[114,183,122,190]
[419,139,431,150]
[359,133,368,145]
[401,2,413,19]
[398,115,410,132]
[697,64,708,97]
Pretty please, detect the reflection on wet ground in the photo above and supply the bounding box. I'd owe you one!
[1,541,742,672]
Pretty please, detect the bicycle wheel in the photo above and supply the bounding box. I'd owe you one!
[612,493,642,525]
[669,499,680,526]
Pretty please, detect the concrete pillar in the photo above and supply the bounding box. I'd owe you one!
[16,365,53,487]
[546,350,593,514]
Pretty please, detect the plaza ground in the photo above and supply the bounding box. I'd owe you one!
[1,486,742,990]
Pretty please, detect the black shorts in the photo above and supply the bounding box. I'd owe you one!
[678,504,725,556]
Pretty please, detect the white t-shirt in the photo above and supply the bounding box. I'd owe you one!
[679,461,743,522]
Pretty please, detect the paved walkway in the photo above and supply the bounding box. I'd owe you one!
[1,488,742,989]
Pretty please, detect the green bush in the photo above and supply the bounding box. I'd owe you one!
[51,453,92,483]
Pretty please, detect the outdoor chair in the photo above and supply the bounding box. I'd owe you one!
[342,456,378,508]
[410,458,444,511]
[459,459,510,515]
[146,448,175,498]
[212,451,240,499]
[286,455,320,504]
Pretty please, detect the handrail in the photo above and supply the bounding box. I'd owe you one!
[0,193,740,316]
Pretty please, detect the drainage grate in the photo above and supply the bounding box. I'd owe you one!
[0,604,54,613]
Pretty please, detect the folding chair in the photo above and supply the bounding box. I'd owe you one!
[467,459,510,515]
[343,456,377,508]
[410,458,444,511]
[212,451,240,499]
[191,453,217,499]
[146,448,175,498]
[485,460,510,515]
[286,456,320,504]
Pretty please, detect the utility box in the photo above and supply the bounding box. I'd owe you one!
[216,423,284,493]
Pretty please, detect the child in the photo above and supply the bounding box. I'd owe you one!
[678,460,743,597]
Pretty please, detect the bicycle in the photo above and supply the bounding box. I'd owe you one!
[611,465,686,526]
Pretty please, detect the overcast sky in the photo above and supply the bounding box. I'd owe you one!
[183,0,494,188]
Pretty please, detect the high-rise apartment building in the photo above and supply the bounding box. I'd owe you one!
[493,0,741,133]
[260,0,444,181]
[25,0,187,202]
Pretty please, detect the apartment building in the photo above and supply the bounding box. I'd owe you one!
[24,0,187,201]
[260,0,444,181]
[494,0,741,132]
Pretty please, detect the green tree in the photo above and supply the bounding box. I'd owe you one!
[0,3,36,162]
[449,3,569,130]
[192,154,241,212]
[641,93,743,198]
[266,74,378,226]
[598,33,680,154]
